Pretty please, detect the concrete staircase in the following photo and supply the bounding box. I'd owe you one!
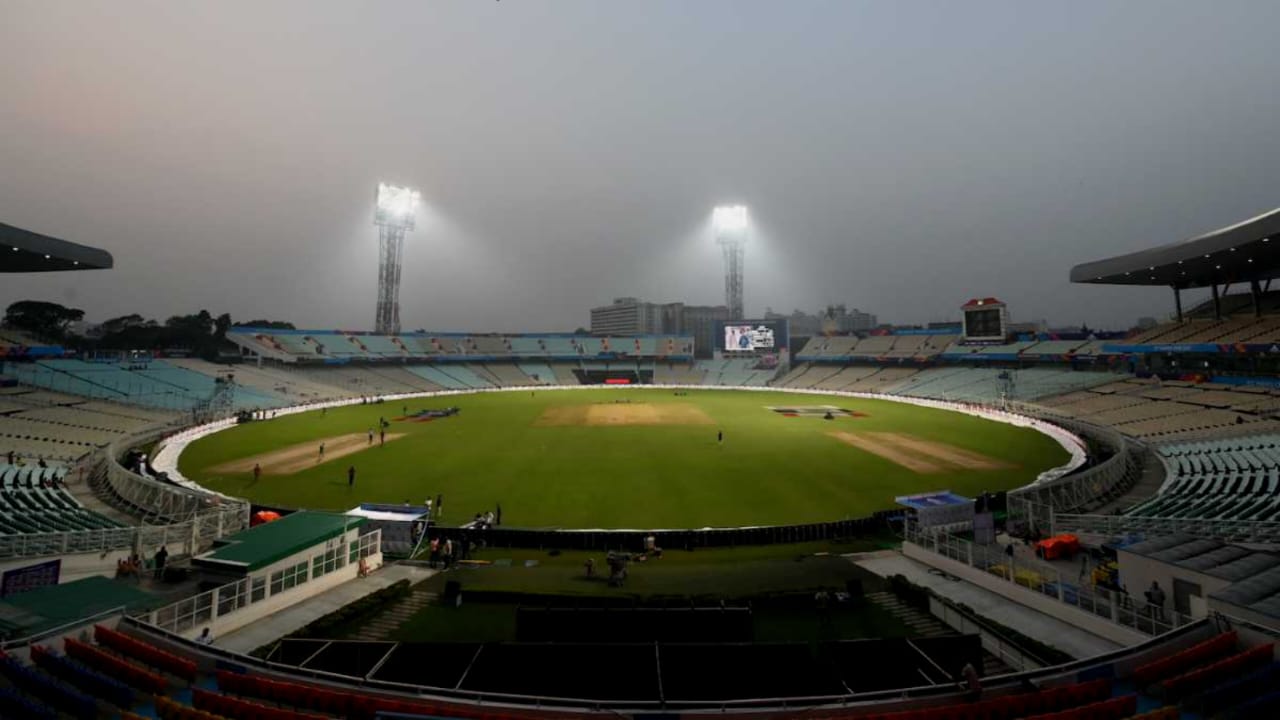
[867,591,952,637]
[349,586,438,641]
[866,590,1011,677]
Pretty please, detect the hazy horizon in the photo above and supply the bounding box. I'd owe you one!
[4,1,1280,333]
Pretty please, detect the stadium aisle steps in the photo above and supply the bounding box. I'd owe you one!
[347,585,436,641]
[864,591,952,637]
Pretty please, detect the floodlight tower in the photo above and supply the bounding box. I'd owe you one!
[713,205,749,320]
[373,183,421,335]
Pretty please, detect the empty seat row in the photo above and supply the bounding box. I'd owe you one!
[96,624,198,682]
[1161,643,1274,702]
[834,678,1112,720]
[64,637,167,694]
[30,644,134,708]
[0,651,97,720]
[193,687,325,720]
[1131,630,1238,687]
[1023,694,1136,720]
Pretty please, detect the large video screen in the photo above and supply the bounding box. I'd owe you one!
[723,322,778,351]
[964,308,1003,338]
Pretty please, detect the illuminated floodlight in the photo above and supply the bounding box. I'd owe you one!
[372,182,421,335]
[713,204,749,320]
[375,183,421,230]
[713,205,749,234]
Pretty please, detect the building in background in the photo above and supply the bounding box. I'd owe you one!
[590,298,666,335]
[589,298,729,357]
[765,305,877,336]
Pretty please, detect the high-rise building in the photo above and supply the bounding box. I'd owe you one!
[680,304,732,358]
[589,298,729,357]
[590,298,663,335]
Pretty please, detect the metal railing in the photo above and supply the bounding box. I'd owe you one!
[145,529,380,636]
[999,404,1146,532]
[0,605,128,651]
[0,424,249,560]
[904,523,1194,637]
[1052,512,1280,544]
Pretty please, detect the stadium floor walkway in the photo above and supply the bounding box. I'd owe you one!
[850,551,1123,660]
[215,563,436,654]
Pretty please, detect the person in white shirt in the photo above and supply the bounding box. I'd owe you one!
[195,627,214,645]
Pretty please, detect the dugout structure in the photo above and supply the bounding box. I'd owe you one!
[344,503,429,556]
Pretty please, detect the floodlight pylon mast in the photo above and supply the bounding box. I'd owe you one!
[373,183,419,335]
[718,236,745,321]
[714,205,748,321]
[375,224,406,335]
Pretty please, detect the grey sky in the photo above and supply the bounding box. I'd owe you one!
[3,1,1280,333]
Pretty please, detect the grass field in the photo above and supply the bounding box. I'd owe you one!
[179,388,1068,528]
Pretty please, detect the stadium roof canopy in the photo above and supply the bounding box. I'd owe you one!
[1069,207,1280,290]
[1,222,113,272]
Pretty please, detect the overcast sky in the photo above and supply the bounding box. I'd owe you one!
[4,1,1280,333]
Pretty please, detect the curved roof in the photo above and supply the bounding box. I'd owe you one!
[1070,207,1280,289]
[0,222,114,272]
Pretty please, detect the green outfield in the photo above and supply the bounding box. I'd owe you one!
[179,388,1069,528]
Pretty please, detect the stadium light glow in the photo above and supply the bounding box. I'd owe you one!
[713,205,749,234]
[375,183,421,230]
[372,182,422,335]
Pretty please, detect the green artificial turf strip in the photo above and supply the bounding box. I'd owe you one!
[384,542,912,643]
[384,601,911,644]
[181,389,1068,528]
[417,542,890,599]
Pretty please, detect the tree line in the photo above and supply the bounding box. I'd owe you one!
[3,300,293,360]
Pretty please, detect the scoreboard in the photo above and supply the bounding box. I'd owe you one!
[718,319,789,353]
[961,298,1009,342]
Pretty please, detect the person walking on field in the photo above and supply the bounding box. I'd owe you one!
[348,465,356,487]
[252,463,261,483]
[717,430,723,444]
[318,442,326,461]
[436,494,444,519]
[368,428,374,445]
[380,428,386,446]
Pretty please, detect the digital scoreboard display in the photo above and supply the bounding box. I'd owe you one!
[964,308,1003,338]
[723,322,778,351]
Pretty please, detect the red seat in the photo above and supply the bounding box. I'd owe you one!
[95,624,198,682]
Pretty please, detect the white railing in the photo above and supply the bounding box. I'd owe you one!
[904,523,1194,637]
[997,405,1145,532]
[145,529,381,636]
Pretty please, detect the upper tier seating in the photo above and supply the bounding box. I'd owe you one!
[466,336,511,356]
[1036,378,1280,439]
[354,334,407,357]
[1128,435,1280,520]
[850,335,895,356]
[886,367,1111,402]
